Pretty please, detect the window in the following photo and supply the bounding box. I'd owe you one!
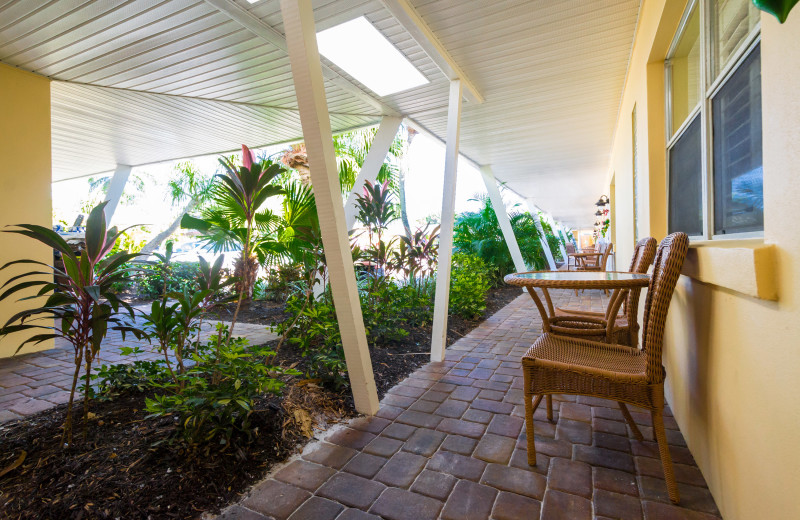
[666,0,762,239]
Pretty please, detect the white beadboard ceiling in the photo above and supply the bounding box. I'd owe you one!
[0,0,640,228]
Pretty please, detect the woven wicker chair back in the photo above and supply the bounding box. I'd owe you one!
[565,243,576,254]
[629,238,658,273]
[623,237,658,317]
[641,233,689,383]
[599,242,613,269]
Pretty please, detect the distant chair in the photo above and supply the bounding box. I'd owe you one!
[577,241,613,271]
[565,242,576,270]
[522,232,690,504]
[553,237,657,346]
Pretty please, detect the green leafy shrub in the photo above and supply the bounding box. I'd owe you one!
[261,264,303,301]
[449,252,491,320]
[91,358,168,399]
[145,327,299,444]
[361,277,433,343]
[276,296,349,390]
[136,261,202,299]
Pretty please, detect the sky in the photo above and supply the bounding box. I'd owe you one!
[51,130,530,242]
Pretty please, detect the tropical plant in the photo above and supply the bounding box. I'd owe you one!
[354,180,398,276]
[182,145,285,335]
[391,223,439,292]
[0,202,144,445]
[145,328,299,444]
[453,194,551,284]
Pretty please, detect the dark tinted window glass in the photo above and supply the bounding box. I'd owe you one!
[712,45,763,235]
[668,115,703,235]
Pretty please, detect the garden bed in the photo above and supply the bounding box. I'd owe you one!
[0,285,521,519]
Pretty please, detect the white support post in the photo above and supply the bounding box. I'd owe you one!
[430,80,462,363]
[104,165,131,224]
[526,199,557,271]
[280,0,379,414]
[480,166,526,273]
[345,116,403,231]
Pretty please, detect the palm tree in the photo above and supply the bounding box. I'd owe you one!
[399,126,418,240]
[453,194,550,284]
[140,161,215,256]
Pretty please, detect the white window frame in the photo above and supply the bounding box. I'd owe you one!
[665,0,763,241]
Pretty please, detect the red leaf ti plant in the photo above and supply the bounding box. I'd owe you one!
[0,202,145,446]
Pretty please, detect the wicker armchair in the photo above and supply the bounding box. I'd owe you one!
[577,241,613,271]
[551,237,658,346]
[522,232,689,504]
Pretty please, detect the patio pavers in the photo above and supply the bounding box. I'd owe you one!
[0,314,277,423]
[221,290,721,520]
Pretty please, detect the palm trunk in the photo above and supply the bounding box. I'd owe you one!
[399,128,418,240]
[139,198,201,256]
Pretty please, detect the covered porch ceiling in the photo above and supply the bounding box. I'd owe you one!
[0,0,640,229]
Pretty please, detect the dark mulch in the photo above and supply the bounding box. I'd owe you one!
[0,286,521,519]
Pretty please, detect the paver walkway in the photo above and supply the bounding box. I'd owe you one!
[0,311,277,423]
[220,290,721,520]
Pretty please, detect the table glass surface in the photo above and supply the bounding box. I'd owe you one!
[510,272,648,281]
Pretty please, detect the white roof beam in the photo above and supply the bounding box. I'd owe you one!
[379,0,484,104]
[204,0,399,117]
[280,0,380,414]
[430,80,463,362]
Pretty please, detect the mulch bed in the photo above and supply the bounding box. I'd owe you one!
[0,286,522,519]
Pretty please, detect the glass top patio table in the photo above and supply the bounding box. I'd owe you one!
[503,271,650,341]
[504,271,649,289]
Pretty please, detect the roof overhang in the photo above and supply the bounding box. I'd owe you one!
[0,0,640,228]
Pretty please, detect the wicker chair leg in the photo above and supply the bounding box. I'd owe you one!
[524,389,537,466]
[546,395,554,422]
[531,394,543,414]
[618,402,644,441]
[652,409,680,504]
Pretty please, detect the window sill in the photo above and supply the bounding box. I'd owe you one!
[682,239,777,300]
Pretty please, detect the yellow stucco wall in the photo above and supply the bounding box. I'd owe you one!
[608,2,800,519]
[0,64,53,357]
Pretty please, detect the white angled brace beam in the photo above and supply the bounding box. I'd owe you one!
[345,116,403,230]
[205,0,398,116]
[380,0,483,104]
[103,164,131,224]
[430,80,462,362]
[526,199,557,271]
[280,0,379,414]
[480,166,526,273]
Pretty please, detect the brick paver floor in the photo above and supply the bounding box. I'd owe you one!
[0,311,277,423]
[220,290,721,520]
